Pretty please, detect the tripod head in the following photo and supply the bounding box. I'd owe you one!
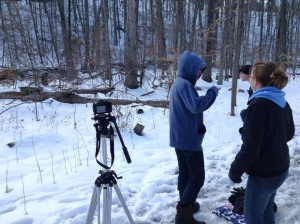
[92,100,132,169]
[92,113,113,134]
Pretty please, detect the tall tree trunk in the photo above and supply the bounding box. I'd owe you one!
[0,2,14,66]
[265,0,275,60]
[155,0,167,69]
[177,0,186,53]
[139,0,148,87]
[92,0,101,72]
[124,0,139,89]
[100,0,111,84]
[202,0,215,82]
[112,0,121,46]
[83,0,90,70]
[29,1,44,64]
[231,0,243,116]
[275,0,287,66]
[57,0,76,80]
[258,0,264,60]
[217,0,231,85]
[43,2,60,65]
[187,1,200,51]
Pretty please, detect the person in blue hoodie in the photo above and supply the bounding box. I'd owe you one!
[169,51,219,224]
[229,61,295,224]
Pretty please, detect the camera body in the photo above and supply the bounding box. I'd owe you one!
[93,100,112,114]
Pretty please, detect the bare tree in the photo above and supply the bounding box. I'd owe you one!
[202,0,216,82]
[1,0,300,90]
[155,0,167,69]
[0,2,14,66]
[176,0,186,53]
[29,1,44,64]
[139,0,152,87]
[258,0,265,60]
[43,2,60,65]
[124,0,139,89]
[264,0,276,60]
[92,0,101,73]
[231,0,243,116]
[187,0,202,52]
[112,0,122,46]
[100,0,112,83]
[275,0,288,66]
[289,0,300,76]
[57,0,76,80]
[75,0,91,70]
[217,0,232,85]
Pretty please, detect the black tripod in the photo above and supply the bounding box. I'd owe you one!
[85,112,134,224]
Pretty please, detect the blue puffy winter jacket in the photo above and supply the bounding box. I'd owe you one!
[169,51,218,151]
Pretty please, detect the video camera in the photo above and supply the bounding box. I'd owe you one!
[93,100,112,115]
[92,99,132,166]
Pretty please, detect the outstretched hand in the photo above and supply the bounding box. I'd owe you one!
[208,86,219,96]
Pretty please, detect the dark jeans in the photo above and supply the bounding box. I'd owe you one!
[244,171,288,224]
[175,149,205,204]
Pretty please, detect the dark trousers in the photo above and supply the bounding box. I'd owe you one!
[175,148,205,204]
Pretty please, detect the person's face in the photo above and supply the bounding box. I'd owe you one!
[249,70,260,91]
[239,72,249,81]
[196,69,202,80]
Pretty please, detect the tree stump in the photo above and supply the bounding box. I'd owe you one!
[134,123,144,136]
[41,74,49,86]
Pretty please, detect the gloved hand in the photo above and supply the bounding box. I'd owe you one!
[230,187,245,197]
[228,169,242,183]
[239,127,243,134]
[208,86,219,96]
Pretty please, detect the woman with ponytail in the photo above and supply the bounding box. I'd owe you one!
[228,61,295,224]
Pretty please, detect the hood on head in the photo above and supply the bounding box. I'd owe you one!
[178,51,206,85]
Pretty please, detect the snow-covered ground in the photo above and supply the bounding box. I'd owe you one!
[0,75,299,224]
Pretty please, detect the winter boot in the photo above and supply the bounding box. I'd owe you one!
[176,201,200,213]
[192,201,200,213]
[175,203,206,224]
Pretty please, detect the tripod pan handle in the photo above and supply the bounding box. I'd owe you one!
[123,146,132,163]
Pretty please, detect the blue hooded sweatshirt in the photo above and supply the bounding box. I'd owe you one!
[169,51,218,151]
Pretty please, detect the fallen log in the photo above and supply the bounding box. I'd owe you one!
[0,91,169,108]
[20,86,43,93]
[65,87,115,94]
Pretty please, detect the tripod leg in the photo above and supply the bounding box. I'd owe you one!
[85,186,103,224]
[102,185,112,224]
[97,187,101,224]
[113,184,135,224]
[86,186,97,224]
[108,186,112,223]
